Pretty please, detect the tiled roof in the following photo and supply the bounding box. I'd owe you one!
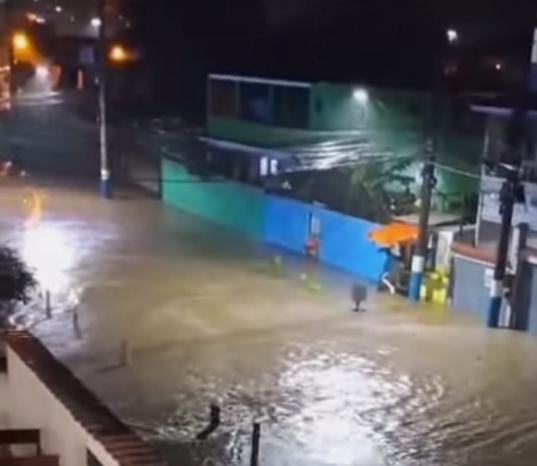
[6,331,165,466]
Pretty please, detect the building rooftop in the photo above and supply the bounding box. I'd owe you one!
[1,331,165,466]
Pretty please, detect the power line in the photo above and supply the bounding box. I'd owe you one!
[432,161,481,180]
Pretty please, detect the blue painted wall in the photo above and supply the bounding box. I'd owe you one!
[317,208,388,282]
[264,196,310,254]
[264,195,389,282]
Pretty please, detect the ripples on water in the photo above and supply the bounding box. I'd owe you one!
[108,331,537,466]
[4,185,537,466]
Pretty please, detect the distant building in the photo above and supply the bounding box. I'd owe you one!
[203,74,484,225]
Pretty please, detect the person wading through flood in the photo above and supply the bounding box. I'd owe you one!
[351,284,367,313]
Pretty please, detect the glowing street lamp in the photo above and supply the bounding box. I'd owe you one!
[90,17,102,29]
[447,29,459,45]
[27,13,45,23]
[35,65,49,79]
[109,45,128,63]
[12,32,29,51]
[353,88,369,104]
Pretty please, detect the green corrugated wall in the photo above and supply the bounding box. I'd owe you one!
[161,159,265,237]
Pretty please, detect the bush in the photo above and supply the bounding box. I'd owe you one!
[0,246,37,328]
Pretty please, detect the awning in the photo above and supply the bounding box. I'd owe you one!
[369,223,419,248]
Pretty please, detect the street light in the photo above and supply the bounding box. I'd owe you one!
[27,13,46,24]
[109,45,128,63]
[12,32,29,51]
[447,29,459,45]
[90,17,102,28]
[353,88,369,104]
[35,65,49,79]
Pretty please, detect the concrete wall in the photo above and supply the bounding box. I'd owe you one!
[451,255,495,323]
[6,347,121,466]
[264,195,389,282]
[0,372,7,427]
[161,159,389,282]
[161,158,265,237]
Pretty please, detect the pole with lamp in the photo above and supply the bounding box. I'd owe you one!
[97,0,112,198]
[409,28,456,301]
[486,21,537,328]
[487,90,530,328]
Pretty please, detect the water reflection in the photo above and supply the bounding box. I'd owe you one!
[3,183,537,466]
[278,353,391,466]
[22,223,76,294]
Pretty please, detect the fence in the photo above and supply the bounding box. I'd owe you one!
[264,195,388,281]
[161,159,389,283]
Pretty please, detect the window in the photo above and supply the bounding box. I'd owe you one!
[270,159,279,175]
[281,86,309,129]
[239,82,271,123]
[273,86,288,126]
[260,157,269,177]
[210,79,237,117]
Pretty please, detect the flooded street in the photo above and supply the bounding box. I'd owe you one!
[2,180,537,466]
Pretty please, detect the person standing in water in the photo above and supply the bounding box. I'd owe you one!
[351,284,367,312]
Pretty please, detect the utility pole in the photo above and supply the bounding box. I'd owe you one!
[98,0,112,198]
[487,97,528,328]
[409,138,435,301]
[408,29,450,301]
[488,173,516,328]
[530,27,537,92]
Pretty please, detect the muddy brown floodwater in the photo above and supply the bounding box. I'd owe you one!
[2,180,537,466]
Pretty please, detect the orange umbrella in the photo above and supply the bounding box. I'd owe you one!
[369,223,418,248]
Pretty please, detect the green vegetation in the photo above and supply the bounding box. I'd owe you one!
[0,246,36,328]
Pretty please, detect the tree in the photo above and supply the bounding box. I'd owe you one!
[346,157,416,223]
[0,246,36,328]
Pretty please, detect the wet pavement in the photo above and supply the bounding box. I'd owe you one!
[2,180,537,466]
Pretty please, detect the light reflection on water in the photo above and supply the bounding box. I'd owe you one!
[3,184,537,465]
[277,353,394,466]
[22,223,76,294]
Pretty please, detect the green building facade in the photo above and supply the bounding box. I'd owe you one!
[205,74,483,223]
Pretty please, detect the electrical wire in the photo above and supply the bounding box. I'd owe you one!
[432,161,481,180]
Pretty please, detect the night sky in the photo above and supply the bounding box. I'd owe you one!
[12,0,129,36]
[12,0,536,117]
[119,0,534,116]
[15,0,536,42]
